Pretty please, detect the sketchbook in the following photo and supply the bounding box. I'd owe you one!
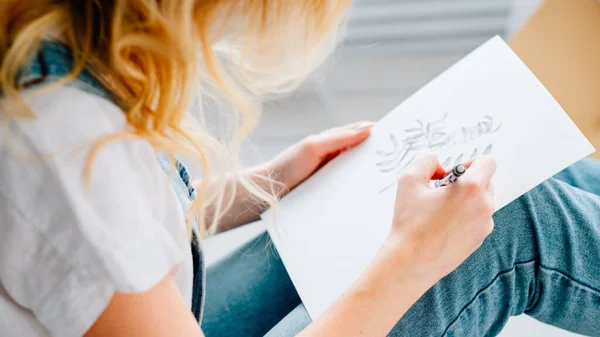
[263,36,596,319]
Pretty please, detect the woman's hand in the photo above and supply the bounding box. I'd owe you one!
[208,121,374,232]
[300,153,496,337]
[387,153,497,283]
[266,121,374,194]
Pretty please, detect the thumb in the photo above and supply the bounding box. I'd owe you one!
[404,153,446,184]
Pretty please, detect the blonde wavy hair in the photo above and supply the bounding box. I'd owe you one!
[0,0,350,237]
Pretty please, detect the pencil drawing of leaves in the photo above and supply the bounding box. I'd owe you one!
[462,127,470,140]
[440,143,494,170]
[376,143,411,173]
[376,134,399,156]
[376,134,411,173]
[469,148,478,160]
[376,149,393,156]
[483,116,501,132]
[461,116,502,143]
[374,112,495,175]
[406,132,425,141]
[483,144,493,155]
[377,112,500,194]
[453,153,464,166]
[390,133,399,149]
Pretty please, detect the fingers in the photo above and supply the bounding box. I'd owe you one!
[307,122,374,155]
[401,153,446,185]
[460,156,497,188]
[486,182,495,197]
[486,184,496,212]
[452,157,497,217]
[332,121,375,132]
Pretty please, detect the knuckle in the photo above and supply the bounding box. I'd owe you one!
[481,156,498,170]
[475,196,495,217]
[415,152,437,166]
[301,136,320,155]
[487,182,495,194]
[418,152,436,160]
[484,199,495,216]
[463,179,483,195]
[397,171,418,186]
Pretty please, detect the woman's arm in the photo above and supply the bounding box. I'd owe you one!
[84,238,429,337]
[85,275,204,337]
[299,239,438,337]
[200,164,280,233]
[88,154,496,337]
[202,122,374,233]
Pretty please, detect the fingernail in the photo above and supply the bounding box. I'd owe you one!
[354,123,373,132]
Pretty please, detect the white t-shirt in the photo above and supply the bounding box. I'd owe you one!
[0,86,193,336]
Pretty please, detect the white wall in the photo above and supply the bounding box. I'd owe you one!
[505,0,545,38]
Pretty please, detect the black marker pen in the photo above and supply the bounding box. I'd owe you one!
[435,164,467,188]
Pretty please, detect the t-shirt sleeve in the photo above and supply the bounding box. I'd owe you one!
[0,86,187,336]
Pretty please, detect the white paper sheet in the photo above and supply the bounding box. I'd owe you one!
[264,36,595,319]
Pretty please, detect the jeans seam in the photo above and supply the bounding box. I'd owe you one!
[522,188,545,310]
[441,261,600,337]
[441,259,537,337]
[538,265,600,295]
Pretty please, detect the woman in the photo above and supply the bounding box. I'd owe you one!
[0,1,598,336]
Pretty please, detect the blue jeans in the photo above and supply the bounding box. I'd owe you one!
[201,159,600,337]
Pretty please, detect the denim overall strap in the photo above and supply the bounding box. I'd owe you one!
[16,41,205,321]
[18,42,112,102]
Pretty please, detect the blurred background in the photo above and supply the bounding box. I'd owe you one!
[208,1,592,336]
[241,0,545,166]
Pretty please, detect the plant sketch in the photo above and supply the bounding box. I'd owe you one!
[377,113,500,193]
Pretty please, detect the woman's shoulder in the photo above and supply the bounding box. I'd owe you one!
[0,84,186,263]
[0,84,149,222]
[0,85,188,336]
[15,84,128,147]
